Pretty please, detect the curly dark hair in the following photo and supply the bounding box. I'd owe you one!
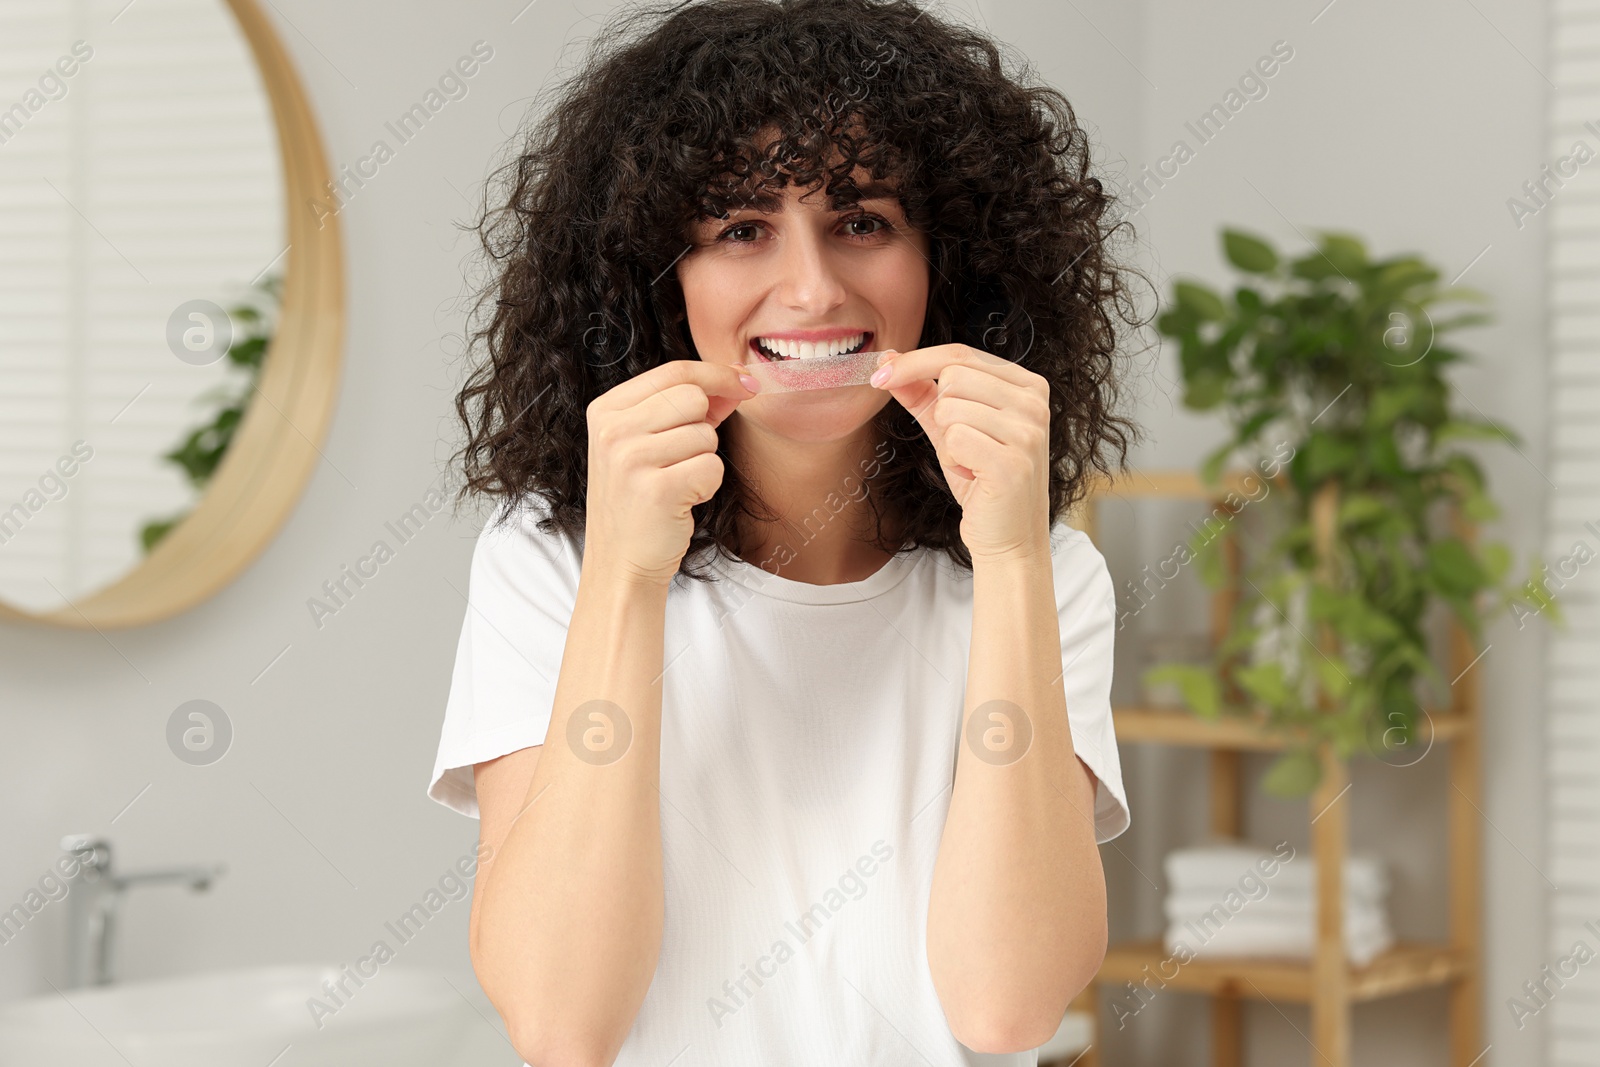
[451,0,1145,581]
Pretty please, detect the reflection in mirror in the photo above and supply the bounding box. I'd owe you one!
[0,0,284,613]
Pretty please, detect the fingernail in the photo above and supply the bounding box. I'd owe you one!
[739,373,760,394]
[870,366,892,388]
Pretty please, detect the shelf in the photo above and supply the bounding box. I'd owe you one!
[1078,469,1260,501]
[1076,472,1483,1067]
[1097,940,1467,1003]
[1112,706,1470,751]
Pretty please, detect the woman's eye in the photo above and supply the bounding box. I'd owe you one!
[721,222,760,242]
[845,215,888,237]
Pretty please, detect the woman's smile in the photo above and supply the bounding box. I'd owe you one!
[748,331,874,362]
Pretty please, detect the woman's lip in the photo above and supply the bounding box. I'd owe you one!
[753,328,874,343]
[749,331,873,362]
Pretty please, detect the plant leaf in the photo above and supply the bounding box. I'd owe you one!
[1185,372,1228,410]
[1158,307,1200,337]
[1175,281,1229,322]
[1236,661,1291,708]
[1481,542,1511,585]
[1223,229,1279,274]
[1317,232,1368,276]
[1374,258,1438,292]
[1436,418,1518,447]
[1427,537,1486,596]
[1200,440,1236,486]
[1263,748,1322,797]
[1312,653,1354,701]
[1301,433,1360,481]
[1426,285,1491,305]
[1338,493,1388,528]
[1142,663,1222,719]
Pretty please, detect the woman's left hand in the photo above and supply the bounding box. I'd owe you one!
[871,343,1052,562]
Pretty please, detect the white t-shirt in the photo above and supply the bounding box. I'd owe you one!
[428,495,1130,1066]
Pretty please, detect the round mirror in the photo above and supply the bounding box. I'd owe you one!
[0,0,343,628]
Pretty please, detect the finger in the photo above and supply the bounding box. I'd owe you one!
[942,420,1009,480]
[963,351,1037,387]
[891,378,941,426]
[872,344,1030,392]
[618,372,755,437]
[923,363,1022,413]
[869,345,959,391]
[631,419,721,468]
[931,396,1034,448]
[631,381,721,433]
[659,449,725,507]
[673,360,759,429]
[599,359,757,416]
[704,390,747,430]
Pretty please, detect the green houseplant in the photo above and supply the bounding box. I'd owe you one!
[1145,227,1554,795]
[140,272,282,552]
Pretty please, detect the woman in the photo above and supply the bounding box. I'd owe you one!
[428,0,1142,1063]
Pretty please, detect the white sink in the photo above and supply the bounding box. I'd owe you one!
[0,964,479,1066]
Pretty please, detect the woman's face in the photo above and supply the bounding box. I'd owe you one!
[675,164,932,446]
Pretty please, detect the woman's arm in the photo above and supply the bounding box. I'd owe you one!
[469,553,671,1067]
[926,544,1108,1054]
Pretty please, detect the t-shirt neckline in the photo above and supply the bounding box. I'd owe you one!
[706,542,923,604]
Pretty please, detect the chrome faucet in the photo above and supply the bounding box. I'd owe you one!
[58,835,225,988]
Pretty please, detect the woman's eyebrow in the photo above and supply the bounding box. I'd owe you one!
[847,180,902,205]
[726,189,785,213]
[719,179,903,215]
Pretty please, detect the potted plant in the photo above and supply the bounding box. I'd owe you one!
[1145,227,1554,794]
[140,272,282,552]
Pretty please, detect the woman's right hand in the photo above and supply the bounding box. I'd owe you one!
[583,361,759,586]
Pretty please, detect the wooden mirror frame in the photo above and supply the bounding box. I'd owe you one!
[0,0,344,630]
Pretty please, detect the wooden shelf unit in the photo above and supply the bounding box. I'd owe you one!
[1097,940,1468,1004]
[1059,471,1484,1067]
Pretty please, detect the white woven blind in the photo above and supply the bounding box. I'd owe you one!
[0,0,282,613]
[1548,0,1600,1063]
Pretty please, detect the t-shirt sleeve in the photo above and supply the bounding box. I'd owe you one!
[1051,521,1131,844]
[427,496,581,820]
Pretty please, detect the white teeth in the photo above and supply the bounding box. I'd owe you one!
[755,333,866,360]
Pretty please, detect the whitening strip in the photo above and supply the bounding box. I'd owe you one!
[735,349,893,395]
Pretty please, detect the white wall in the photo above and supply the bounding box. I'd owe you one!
[0,1,1552,1064]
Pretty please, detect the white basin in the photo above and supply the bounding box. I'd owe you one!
[0,964,479,1066]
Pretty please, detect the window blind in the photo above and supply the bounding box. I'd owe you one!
[1548,0,1600,1062]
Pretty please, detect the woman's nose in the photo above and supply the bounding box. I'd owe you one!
[773,230,849,311]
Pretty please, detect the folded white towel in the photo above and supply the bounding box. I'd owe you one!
[1163,843,1390,902]
[1164,892,1389,927]
[1227,882,1389,908]
[1163,842,1277,881]
[1168,907,1389,943]
[1164,914,1394,967]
